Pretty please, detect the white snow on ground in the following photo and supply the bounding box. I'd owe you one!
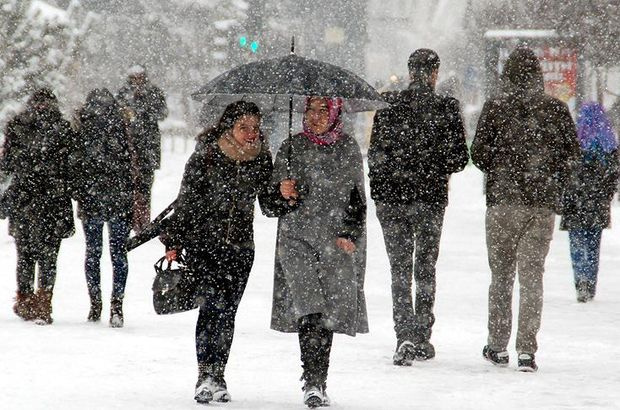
[1,137,620,409]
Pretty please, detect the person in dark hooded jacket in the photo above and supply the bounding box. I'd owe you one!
[73,88,133,327]
[471,46,580,372]
[162,101,278,404]
[560,102,619,303]
[368,49,469,366]
[0,88,75,324]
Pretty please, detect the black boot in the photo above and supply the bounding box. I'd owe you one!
[299,314,332,408]
[87,287,102,322]
[109,298,124,328]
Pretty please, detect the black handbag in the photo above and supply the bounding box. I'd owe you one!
[152,256,204,315]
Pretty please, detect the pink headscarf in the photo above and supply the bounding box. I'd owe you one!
[302,97,344,146]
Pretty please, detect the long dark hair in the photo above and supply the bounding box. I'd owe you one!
[197,101,262,146]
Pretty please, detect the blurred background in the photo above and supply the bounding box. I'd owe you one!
[1,0,619,148]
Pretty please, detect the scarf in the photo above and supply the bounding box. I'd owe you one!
[302,97,344,146]
[217,133,262,162]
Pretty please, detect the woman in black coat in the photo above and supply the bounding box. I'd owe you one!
[0,88,75,324]
[74,88,134,326]
[561,102,619,302]
[162,101,278,404]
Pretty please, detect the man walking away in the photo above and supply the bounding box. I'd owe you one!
[472,46,580,372]
[369,48,469,365]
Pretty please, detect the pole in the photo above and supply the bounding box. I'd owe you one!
[287,36,295,177]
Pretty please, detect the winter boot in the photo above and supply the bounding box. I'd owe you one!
[393,340,416,366]
[482,345,509,367]
[13,291,37,321]
[34,289,53,325]
[109,298,124,328]
[87,298,102,322]
[195,364,230,403]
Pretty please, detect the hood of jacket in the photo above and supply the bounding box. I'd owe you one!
[501,47,545,95]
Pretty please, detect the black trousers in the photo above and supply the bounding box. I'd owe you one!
[298,313,334,388]
[194,246,254,380]
[15,234,61,294]
[376,202,445,346]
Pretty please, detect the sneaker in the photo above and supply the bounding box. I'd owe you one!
[393,340,416,366]
[482,345,509,367]
[576,281,589,303]
[212,379,231,403]
[303,384,324,408]
[517,353,538,372]
[195,378,216,404]
[414,341,435,361]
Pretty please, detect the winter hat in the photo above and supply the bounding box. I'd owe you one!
[501,47,544,93]
[217,101,262,133]
[127,65,146,76]
[408,49,440,77]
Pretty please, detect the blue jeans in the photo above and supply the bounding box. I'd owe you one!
[83,216,130,301]
[568,229,602,285]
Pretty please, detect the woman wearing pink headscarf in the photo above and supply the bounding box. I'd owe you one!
[270,96,368,408]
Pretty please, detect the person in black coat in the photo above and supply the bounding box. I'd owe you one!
[0,88,75,324]
[560,102,619,302]
[368,48,469,365]
[116,65,168,233]
[162,101,278,404]
[73,88,134,326]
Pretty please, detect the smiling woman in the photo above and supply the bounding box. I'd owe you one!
[269,96,368,408]
[160,100,281,404]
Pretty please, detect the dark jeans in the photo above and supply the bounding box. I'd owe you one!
[195,246,254,379]
[568,229,602,285]
[298,313,333,388]
[15,235,61,294]
[376,202,445,346]
[83,216,130,301]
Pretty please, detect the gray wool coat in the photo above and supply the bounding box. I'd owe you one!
[270,133,368,336]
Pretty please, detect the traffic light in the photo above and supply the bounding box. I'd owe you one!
[238,36,259,53]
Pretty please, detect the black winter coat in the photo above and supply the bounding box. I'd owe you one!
[116,83,167,172]
[368,82,469,206]
[162,139,276,256]
[560,150,619,230]
[0,108,75,240]
[74,97,133,221]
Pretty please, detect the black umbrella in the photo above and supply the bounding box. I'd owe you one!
[192,39,388,114]
[192,38,387,174]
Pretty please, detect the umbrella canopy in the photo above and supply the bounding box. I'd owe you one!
[192,53,388,113]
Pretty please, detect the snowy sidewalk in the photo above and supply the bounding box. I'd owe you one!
[1,147,619,409]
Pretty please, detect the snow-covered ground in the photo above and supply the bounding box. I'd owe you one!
[2,137,620,409]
